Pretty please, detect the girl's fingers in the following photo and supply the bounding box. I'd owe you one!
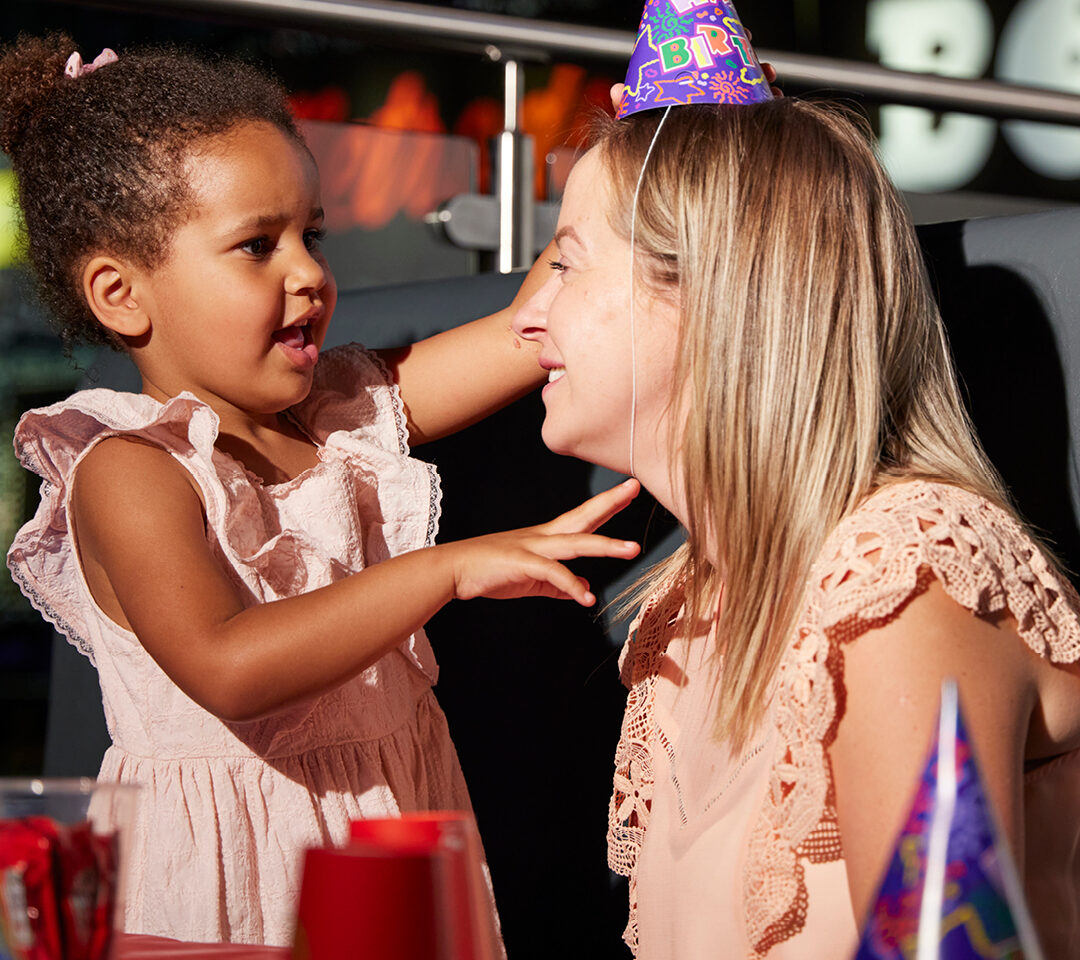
[539,560,596,606]
[760,62,783,97]
[538,533,640,562]
[543,478,640,535]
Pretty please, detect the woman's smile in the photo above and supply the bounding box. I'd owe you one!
[513,147,680,487]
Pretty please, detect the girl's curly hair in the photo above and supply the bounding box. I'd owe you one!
[0,33,302,349]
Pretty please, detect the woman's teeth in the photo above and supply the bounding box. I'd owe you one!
[547,367,566,383]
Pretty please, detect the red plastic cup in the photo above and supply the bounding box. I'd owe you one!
[292,846,445,960]
[291,813,499,960]
[349,813,497,960]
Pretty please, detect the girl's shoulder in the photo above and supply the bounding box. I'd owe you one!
[12,387,218,489]
[811,479,1080,661]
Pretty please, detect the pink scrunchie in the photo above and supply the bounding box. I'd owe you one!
[64,49,118,79]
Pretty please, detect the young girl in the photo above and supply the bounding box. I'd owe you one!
[514,99,1080,958]
[0,35,640,946]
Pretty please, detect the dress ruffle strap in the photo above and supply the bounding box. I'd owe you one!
[7,390,219,663]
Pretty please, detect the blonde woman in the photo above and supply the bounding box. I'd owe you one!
[513,99,1080,959]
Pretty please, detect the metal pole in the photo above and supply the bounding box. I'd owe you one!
[493,55,533,273]
[50,0,1080,126]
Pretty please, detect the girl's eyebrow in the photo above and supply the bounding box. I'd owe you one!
[230,206,325,232]
[554,225,585,250]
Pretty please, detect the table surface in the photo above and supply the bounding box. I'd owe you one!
[113,934,290,959]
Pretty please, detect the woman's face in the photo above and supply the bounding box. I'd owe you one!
[513,148,680,489]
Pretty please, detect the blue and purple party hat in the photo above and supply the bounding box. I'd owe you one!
[617,0,774,119]
[854,681,1043,960]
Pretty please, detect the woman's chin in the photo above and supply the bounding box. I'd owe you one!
[540,423,588,462]
[540,424,630,474]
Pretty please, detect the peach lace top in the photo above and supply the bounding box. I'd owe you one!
[607,480,1080,959]
[7,345,475,946]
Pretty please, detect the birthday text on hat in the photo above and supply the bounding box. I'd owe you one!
[658,20,754,74]
[668,0,718,13]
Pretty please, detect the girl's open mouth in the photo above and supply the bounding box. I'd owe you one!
[272,324,319,369]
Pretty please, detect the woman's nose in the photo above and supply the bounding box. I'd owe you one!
[512,277,554,342]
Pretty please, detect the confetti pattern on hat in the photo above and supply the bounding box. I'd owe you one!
[617,0,774,119]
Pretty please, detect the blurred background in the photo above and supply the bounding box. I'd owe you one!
[1,0,1079,952]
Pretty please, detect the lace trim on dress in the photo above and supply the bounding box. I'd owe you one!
[424,462,442,549]
[607,580,683,954]
[8,563,96,664]
[358,345,440,549]
[366,347,411,458]
[5,438,97,658]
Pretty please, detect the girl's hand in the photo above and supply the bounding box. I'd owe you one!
[446,478,642,605]
[762,61,782,96]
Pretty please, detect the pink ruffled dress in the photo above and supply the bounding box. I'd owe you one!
[608,480,1080,959]
[7,345,475,946]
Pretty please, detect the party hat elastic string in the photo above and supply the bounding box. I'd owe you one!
[628,104,673,480]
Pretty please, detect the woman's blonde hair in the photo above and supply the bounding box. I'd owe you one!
[598,99,1016,750]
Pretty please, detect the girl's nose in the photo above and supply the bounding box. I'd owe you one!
[286,244,330,296]
[511,276,555,342]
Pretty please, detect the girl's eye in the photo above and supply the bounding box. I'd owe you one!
[547,259,567,273]
[304,228,327,252]
[241,236,273,257]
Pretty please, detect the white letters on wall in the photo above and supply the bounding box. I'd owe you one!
[866,0,1080,189]
[867,0,996,191]
[997,0,1080,180]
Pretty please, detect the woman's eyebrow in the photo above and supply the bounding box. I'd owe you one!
[554,225,585,250]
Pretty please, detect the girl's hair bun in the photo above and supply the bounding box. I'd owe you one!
[0,33,78,156]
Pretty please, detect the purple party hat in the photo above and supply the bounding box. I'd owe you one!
[854,681,1044,960]
[616,0,774,119]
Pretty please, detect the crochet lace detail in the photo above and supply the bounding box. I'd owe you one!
[607,480,1080,958]
[607,579,684,953]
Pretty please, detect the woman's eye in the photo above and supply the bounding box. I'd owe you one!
[304,228,327,252]
[547,259,568,273]
[241,236,272,257]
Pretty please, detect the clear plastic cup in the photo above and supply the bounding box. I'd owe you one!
[0,777,138,959]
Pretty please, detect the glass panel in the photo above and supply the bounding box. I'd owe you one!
[300,120,479,291]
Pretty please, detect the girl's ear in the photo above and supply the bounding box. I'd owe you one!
[83,256,152,338]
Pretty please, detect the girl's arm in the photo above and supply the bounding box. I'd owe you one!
[376,241,558,446]
[71,435,639,723]
[829,579,1039,928]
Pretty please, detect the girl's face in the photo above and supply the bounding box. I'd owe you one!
[130,121,336,420]
[513,148,680,496]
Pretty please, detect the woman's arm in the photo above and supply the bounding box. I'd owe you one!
[829,578,1039,928]
[376,241,557,446]
[72,435,639,723]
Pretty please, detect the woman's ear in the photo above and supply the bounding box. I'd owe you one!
[83,256,152,338]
